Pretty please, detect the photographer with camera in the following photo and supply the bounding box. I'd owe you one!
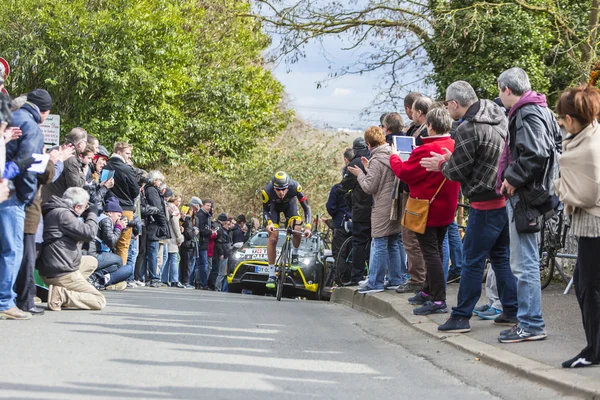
[87,197,133,290]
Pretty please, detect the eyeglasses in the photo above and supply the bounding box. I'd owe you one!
[274,187,287,192]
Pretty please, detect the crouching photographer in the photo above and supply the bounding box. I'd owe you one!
[88,197,133,290]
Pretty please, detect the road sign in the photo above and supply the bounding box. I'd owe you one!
[40,114,60,147]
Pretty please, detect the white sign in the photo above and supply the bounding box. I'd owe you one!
[40,114,60,147]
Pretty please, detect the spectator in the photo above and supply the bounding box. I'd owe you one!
[162,191,185,287]
[195,200,214,290]
[134,170,155,286]
[41,127,88,203]
[0,89,50,320]
[340,137,373,286]
[496,67,560,343]
[553,86,600,367]
[88,197,131,290]
[421,80,518,334]
[409,96,433,145]
[181,197,201,289]
[403,92,423,136]
[347,126,404,294]
[391,108,460,314]
[91,145,110,183]
[0,122,9,203]
[104,142,140,265]
[143,170,170,287]
[215,213,232,291]
[38,188,106,311]
[231,214,247,249]
[327,170,352,260]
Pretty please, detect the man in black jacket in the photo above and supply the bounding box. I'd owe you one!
[495,67,560,343]
[195,200,214,289]
[340,137,372,285]
[104,142,139,265]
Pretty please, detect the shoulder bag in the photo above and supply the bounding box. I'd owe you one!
[401,178,446,234]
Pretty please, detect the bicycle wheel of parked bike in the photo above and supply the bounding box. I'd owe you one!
[335,236,354,285]
[539,217,558,290]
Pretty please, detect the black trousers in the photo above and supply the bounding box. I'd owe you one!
[415,225,448,302]
[134,226,147,281]
[208,256,220,290]
[350,221,371,283]
[15,233,37,311]
[574,236,600,362]
[179,249,192,285]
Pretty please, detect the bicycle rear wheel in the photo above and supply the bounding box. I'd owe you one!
[335,236,354,285]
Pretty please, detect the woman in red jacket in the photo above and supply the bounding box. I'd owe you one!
[390,107,460,315]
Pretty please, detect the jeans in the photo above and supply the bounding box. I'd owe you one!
[161,252,180,283]
[144,240,160,283]
[397,230,409,283]
[125,235,139,283]
[366,234,403,290]
[442,234,450,283]
[0,195,26,311]
[451,206,518,320]
[160,243,168,273]
[506,195,545,332]
[416,226,448,301]
[94,252,124,282]
[188,255,197,286]
[215,258,228,291]
[195,250,209,288]
[447,221,463,275]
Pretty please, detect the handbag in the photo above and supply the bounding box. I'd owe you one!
[401,178,446,234]
[507,196,542,233]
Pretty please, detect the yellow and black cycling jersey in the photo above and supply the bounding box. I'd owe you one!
[262,179,312,227]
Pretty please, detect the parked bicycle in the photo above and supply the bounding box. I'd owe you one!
[334,236,370,286]
[539,207,576,291]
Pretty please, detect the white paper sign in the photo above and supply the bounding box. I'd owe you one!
[27,153,50,174]
[40,114,60,147]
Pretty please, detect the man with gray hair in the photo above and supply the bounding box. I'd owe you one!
[495,67,560,343]
[421,80,518,335]
[38,187,106,311]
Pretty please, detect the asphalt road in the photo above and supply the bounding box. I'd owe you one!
[0,288,583,400]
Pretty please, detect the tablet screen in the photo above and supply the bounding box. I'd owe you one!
[393,136,415,153]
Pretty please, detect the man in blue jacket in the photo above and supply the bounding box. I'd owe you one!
[0,89,51,320]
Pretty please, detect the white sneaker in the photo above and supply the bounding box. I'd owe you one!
[134,280,145,287]
[359,278,368,286]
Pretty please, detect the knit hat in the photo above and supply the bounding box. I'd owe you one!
[190,196,202,207]
[217,212,228,222]
[26,89,52,112]
[105,198,123,213]
[352,137,367,150]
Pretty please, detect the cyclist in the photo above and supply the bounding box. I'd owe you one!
[262,171,312,289]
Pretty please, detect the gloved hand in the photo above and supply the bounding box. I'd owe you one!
[16,157,41,173]
[88,204,99,216]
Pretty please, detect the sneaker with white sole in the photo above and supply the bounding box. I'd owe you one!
[476,307,502,320]
[498,325,547,343]
[357,284,384,294]
[134,280,145,287]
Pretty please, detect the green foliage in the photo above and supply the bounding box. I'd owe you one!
[1,0,289,167]
[426,0,590,103]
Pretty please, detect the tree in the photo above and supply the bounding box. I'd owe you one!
[254,0,600,105]
[1,0,290,168]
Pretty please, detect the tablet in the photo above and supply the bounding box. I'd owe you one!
[393,135,415,154]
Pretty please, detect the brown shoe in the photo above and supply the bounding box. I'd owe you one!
[0,307,32,320]
[47,285,64,311]
[105,281,127,291]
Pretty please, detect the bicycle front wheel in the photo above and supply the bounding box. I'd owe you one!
[276,244,288,301]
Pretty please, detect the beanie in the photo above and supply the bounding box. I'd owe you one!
[352,137,367,150]
[217,212,228,222]
[26,89,52,112]
[105,198,123,214]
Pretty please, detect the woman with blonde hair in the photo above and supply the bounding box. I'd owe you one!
[554,85,600,368]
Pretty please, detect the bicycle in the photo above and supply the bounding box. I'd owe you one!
[539,207,575,291]
[335,235,370,286]
[273,224,305,301]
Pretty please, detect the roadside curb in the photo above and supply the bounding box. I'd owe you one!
[331,287,600,398]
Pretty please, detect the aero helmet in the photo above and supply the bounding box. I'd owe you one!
[272,171,290,189]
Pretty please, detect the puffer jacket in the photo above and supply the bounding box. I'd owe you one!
[88,214,124,257]
[38,196,98,278]
[166,202,184,252]
[145,184,170,241]
[356,144,401,238]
